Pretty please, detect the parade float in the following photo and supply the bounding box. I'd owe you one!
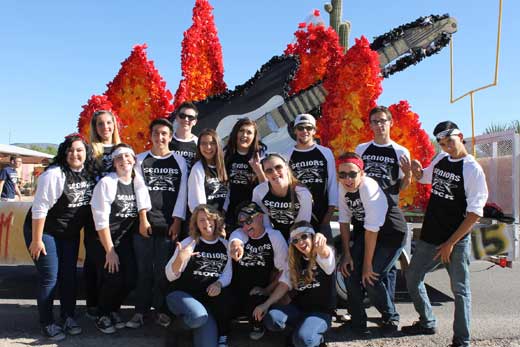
[0,0,514,269]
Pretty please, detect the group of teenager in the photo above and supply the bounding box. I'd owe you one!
[23,101,488,347]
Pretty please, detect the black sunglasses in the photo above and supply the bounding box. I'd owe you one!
[338,170,360,179]
[291,233,311,245]
[178,113,197,121]
[238,213,259,227]
[296,125,314,132]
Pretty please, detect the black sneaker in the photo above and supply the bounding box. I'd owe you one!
[380,320,398,336]
[42,323,66,341]
[249,323,265,340]
[401,321,436,335]
[63,317,82,335]
[96,315,116,334]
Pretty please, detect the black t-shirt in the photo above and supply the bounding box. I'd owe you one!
[44,169,95,238]
[357,142,403,204]
[344,189,406,248]
[108,179,138,246]
[231,231,275,292]
[288,146,330,226]
[169,136,197,173]
[225,152,257,221]
[139,152,183,228]
[175,238,229,300]
[421,157,466,245]
[262,187,301,241]
[204,166,229,213]
[292,258,336,314]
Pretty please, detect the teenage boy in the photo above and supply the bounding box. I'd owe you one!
[286,114,337,242]
[169,101,199,173]
[402,121,488,347]
[355,105,412,301]
[127,118,188,329]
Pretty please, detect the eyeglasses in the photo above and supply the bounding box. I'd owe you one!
[238,213,259,227]
[264,164,285,175]
[370,119,390,125]
[338,170,360,179]
[178,113,197,121]
[291,233,312,245]
[296,125,314,132]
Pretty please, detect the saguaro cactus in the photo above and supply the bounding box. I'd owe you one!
[324,0,351,52]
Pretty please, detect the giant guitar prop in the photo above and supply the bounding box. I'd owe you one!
[190,15,457,151]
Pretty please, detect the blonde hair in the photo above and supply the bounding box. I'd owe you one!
[189,204,226,241]
[288,221,317,288]
[90,110,121,159]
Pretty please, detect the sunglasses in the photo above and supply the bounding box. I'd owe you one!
[296,125,314,132]
[238,213,259,227]
[338,170,360,179]
[178,113,197,121]
[264,164,285,175]
[291,233,312,245]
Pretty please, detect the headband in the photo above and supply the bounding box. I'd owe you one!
[111,147,135,160]
[336,156,364,171]
[435,128,462,141]
[289,226,316,240]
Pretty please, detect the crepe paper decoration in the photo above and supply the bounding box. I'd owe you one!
[318,36,381,155]
[173,0,227,109]
[388,101,434,209]
[285,22,343,95]
[105,44,174,152]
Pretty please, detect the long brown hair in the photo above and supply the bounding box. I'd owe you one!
[288,221,317,288]
[224,118,266,165]
[90,110,121,159]
[189,204,226,241]
[196,128,228,183]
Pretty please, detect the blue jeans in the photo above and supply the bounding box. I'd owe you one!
[133,231,175,313]
[264,304,331,347]
[166,291,218,347]
[406,238,471,347]
[24,231,80,326]
[345,238,402,328]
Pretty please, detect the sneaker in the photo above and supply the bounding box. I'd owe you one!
[249,323,265,340]
[156,312,171,327]
[217,335,228,347]
[63,317,82,335]
[401,321,436,335]
[42,323,66,341]
[126,313,144,329]
[85,307,98,320]
[380,320,398,336]
[96,315,116,334]
[110,312,125,329]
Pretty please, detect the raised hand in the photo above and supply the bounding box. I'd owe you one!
[229,240,244,261]
[177,239,198,264]
[411,159,424,180]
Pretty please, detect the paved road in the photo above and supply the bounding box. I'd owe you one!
[1,261,519,347]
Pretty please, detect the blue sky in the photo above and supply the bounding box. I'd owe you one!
[0,0,517,144]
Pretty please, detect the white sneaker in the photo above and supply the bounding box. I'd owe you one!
[126,313,144,329]
[42,323,66,341]
[110,312,126,329]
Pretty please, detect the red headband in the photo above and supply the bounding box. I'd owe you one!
[336,157,364,170]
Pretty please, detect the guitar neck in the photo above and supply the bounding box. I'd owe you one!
[255,84,327,138]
